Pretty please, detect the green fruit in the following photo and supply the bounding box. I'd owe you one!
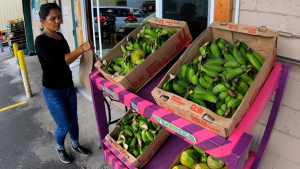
[131,48,146,63]
[180,149,200,168]
[207,156,225,169]
[193,145,205,155]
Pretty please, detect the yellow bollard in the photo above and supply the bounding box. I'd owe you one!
[18,50,32,98]
[13,43,18,57]
[13,43,22,79]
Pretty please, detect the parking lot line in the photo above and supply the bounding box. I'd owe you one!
[0,101,27,112]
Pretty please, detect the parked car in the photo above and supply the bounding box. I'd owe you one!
[93,6,146,39]
[116,12,156,41]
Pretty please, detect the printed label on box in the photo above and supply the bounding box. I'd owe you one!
[153,115,196,143]
[131,102,139,112]
[100,84,119,100]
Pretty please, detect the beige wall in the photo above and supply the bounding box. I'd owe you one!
[0,0,24,31]
[93,0,116,6]
[31,0,75,51]
[60,0,76,51]
[232,0,300,61]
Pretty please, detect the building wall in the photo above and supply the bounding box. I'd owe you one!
[30,0,75,51]
[0,0,24,31]
[232,0,300,61]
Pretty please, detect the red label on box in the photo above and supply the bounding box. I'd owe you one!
[166,20,174,26]
[158,19,164,24]
[170,95,186,106]
[131,73,147,88]
[228,24,239,31]
[153,134,169,152]
[158,100,174,113]
[120,148,127,155]
[243,26,257,34]
[190,104,204,115]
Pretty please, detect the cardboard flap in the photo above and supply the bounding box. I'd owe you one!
[210,22,279,37]
[79,50,98,91]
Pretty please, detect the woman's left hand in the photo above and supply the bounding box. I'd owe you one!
[81,41,95,52]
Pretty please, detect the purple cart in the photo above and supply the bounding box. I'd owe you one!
[89,62,291,169]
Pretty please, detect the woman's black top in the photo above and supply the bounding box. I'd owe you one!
[35,32,73,89]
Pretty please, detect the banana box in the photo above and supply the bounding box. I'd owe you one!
[105,109,170,168]
[95,17,192,93]
[152,22,278,138]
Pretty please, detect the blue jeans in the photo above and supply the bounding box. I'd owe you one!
[42,84,79,150]
[0,40,3,51]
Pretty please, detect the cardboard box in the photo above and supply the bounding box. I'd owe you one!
[79,50,97,92]
[105,109,171,168]
[152,22,278,138]
[95,17,192,93]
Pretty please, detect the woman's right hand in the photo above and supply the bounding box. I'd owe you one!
[80,41,95,52]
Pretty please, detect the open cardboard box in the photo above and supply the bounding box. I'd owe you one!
[95,17,192,93]
[105,109,170,168]
[152,22,278,138]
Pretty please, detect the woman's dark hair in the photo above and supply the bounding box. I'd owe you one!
[39,3,61,20]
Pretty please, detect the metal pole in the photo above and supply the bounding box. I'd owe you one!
[90,0,96,54]
[18,50,32,98]
[96,0,102,58]
[13,43,22,79]
[209,0,215,25]
[235,0,240,23]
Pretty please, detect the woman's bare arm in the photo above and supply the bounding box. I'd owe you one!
[65,41,95,65]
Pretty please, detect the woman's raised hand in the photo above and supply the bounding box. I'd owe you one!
[80,41,95,52]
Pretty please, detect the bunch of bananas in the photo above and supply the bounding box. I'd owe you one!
[163,38,265,118]
[103,24,176,76]
[116,112,162,158]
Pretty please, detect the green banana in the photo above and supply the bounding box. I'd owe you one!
[233,43,246,65]
[123,125,134,133]
[207,82,215,92]
[107,67,115,74]
[135,59,144,65]
[126,45,135,51]
[118,131,125,141]
[141,130,148,142]
[193,56,199,65]
[188,64,196,83]
[240,46,248,63]
[224,61,240,68]
[203,73,213,83]
[216,99,223,110]
[144,28,159,38]
[188,90,218,103]
[221,104,227,112]
[203,63,224,72]
[226,67,247,81]
[247,50,262,72]
[239,73,254,86]
[122,114,133,123]
[227,99,243,109]
[236,93,244,99]
[180,63,189,80]
[223,47,237,61]
[222,71,229,76]
[120,63,130,75]
[124,128,134,137]
[216,109,225,116]
[226,44,234,55]
[211,40,222,58]
[112,58,123,65]
[130,137,137,147]
[121,45,127,53]
[146,131,154,141]
[201,65,219,77]
[176,78,189,90]
[133,148,140,158]
[163,80,174,93]
[199,73,211,89]
[203,52,218,60]
[173,80,187,97]
[218,92,229,101]
[217,40,226,51]
[204,58,227,66]
[212,84,228,96]
[226,67,234,72]
[166,28,176,35]
[219,38,230,44]
[199,42,210,56]
[249,48,265,65]
[189,97,207,108]
[240,41,248,50]
[238,81,249,96]
[191,72,200,85]
[225,95,233,104]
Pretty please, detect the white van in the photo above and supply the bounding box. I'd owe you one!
[93,6,145,38]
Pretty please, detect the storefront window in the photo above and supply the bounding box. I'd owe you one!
[163,0,208,40]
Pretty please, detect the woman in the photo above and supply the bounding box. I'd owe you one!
[35,3,94,164]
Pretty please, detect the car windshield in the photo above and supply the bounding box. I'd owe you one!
[141,13,156,22]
